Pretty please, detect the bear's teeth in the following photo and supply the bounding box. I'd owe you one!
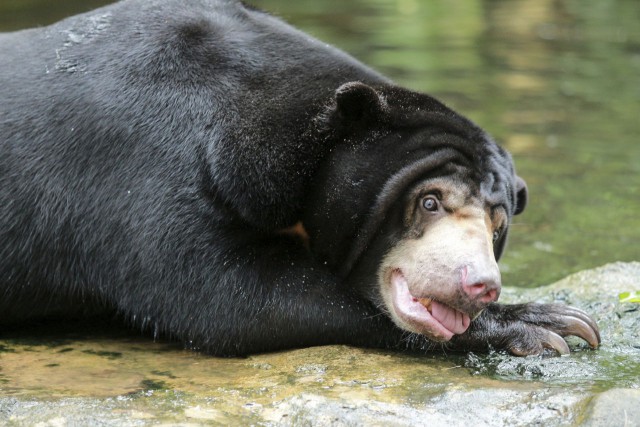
[417,298,433,312]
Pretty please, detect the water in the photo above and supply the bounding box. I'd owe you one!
[1,0,637,287]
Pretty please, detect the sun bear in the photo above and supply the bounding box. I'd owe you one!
[0,0,599,356]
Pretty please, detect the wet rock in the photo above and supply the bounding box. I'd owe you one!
[0,262,638,426]
[263,390,585,427]
[582,388,640,427]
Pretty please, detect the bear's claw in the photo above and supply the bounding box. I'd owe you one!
[555,311,600,349]
[518,303,601,354]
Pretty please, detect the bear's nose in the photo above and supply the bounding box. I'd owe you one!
[460,266,501,303]
[462,281,499,303]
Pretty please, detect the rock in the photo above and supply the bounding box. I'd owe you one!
[582,388,640,427]
[0,262,639,426]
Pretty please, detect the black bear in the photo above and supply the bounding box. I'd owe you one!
[0,0,599,356]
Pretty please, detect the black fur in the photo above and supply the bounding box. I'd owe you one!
[1,0,596,356]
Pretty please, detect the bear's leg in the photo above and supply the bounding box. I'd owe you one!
[115,230,400,356]
[110,230,600,356]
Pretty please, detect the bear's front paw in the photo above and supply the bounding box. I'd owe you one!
[452,303,601,356]
[505,303,600,356]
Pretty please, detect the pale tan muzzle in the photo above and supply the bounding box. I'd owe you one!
[378,207,500,339]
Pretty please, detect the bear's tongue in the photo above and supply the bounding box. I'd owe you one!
[424,299,470,335]
[390,270,470,339]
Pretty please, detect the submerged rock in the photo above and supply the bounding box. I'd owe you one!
[0,262,639,426]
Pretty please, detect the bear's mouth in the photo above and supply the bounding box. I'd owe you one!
[388,269,471,340]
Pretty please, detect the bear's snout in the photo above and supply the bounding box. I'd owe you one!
[459,264,501,304]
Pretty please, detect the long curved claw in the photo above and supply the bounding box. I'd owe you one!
[507,328,570,356]
[543,330,570,355]
[559,315,600,349]
[560,307,601,345]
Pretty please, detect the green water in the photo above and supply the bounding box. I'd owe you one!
[1,0,637,287]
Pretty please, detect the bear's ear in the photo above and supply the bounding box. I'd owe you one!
[514,176,528,215]
[334,82,386,123]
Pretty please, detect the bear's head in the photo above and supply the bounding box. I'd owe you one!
[304,82,527,341]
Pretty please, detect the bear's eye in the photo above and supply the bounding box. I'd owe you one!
[492,230,501,242]
[422,196,439,212]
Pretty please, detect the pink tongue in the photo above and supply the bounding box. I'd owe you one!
[429,300,470,335]
[390,270,471,338]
